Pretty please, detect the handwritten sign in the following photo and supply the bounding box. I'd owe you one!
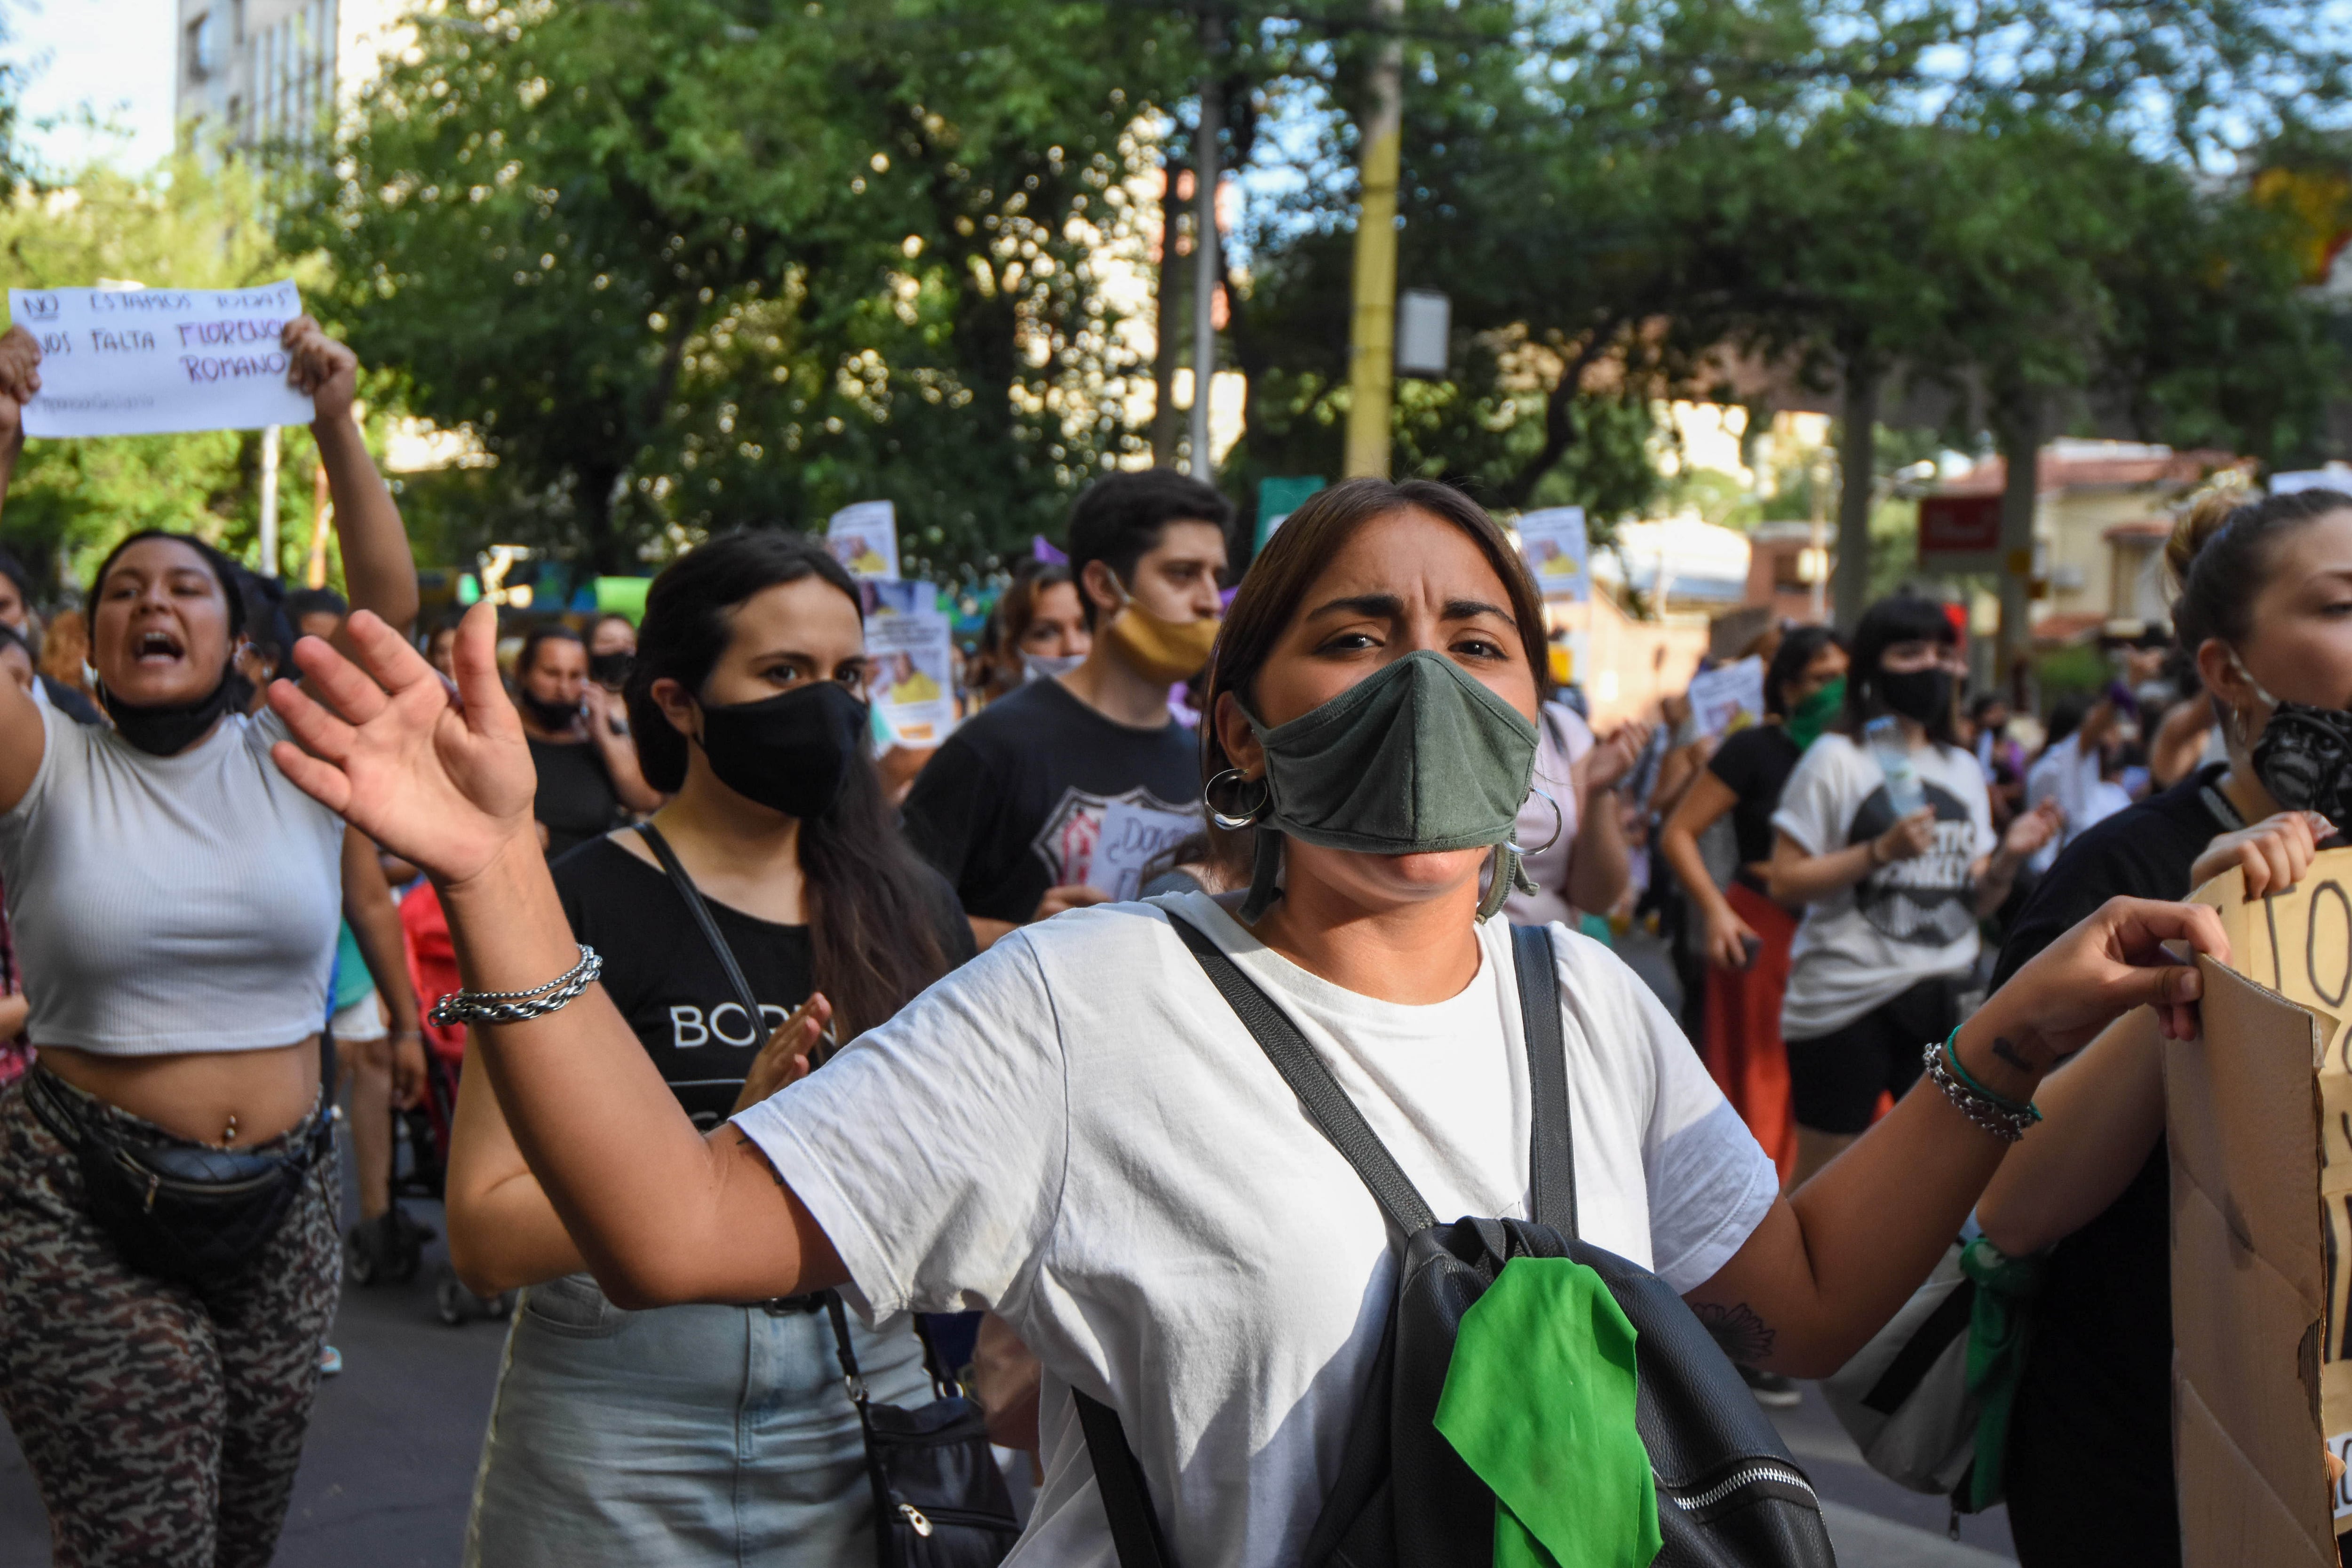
[1091,795,1202,901]
[10,280,314,437]
[1517,507,1589,601]
[1686,656,1765,737]
[827,501,900,581]
[865,578,955,747]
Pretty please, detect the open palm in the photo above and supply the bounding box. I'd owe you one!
[268,604,537,885]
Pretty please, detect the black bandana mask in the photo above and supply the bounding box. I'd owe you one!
[97,671,241,756]
[696,680,869,820]
[2251,701,2352,832]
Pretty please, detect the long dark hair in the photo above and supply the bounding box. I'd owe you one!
[1839,593,1961,747]
[1201,477,1549,864]
[625,530,949,1038]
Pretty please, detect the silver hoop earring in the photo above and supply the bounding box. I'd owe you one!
[1510,788,1565,856]
[1204,766,1271,830]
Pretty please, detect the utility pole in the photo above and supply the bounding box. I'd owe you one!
[257,425,282,577]
[1343,0,1404,478]
[1187,9,1224,485]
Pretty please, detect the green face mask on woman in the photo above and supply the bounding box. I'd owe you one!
[1784,676,1844,750]
[1230,650,1540,922]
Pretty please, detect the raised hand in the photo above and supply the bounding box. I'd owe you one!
[282,315,359,428]
[0,324,42,456]
[731,993,832,1114]
[268,603,537,887]
[1970,895,2228,1076]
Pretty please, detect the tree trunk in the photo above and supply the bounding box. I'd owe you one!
[1496,322,1618,510]
[1151,143,1186,469]
[1992,387,2043,689]
[1833,349,1879,630]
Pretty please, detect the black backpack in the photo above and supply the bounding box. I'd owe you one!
[1074,917,1837,1568]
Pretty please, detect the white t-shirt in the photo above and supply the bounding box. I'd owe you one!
[2025,732,2126,873]
[1771,732,1996,1040]
[734,891,1776,1568]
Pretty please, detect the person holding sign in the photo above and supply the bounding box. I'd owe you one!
[902,470,1228,947]
[262,474,2225,1568]
[444,531,974,1567]
[0,315,420,1567]
[1978,485,2345,1568]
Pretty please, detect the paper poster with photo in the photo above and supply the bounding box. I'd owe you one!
[864,579,955,747]
[827,501,900,581]
[1517,507,1589,601]
[10,279,315,438]
[1685,656,1766,737]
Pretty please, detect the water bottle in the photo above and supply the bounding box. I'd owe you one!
[1864,716,1927,818]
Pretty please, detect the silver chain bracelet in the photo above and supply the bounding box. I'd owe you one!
[428,944,603,1027]
[1921,1039,2042,1143]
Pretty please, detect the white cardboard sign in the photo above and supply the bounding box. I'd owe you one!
[1686,655,1766,737]
[1090,795,1202,901]
[827,501,900,581]
[865,578,955,747]
[11,280,314,437]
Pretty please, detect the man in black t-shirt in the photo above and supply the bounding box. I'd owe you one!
[904,470,1230,947]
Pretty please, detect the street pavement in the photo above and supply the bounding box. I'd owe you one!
[0,1201,2018,1566]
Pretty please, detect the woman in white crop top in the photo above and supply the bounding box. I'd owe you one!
[0,317,420,1567]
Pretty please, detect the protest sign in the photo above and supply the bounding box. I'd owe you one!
[2169,852,2352,1564]
[1517,507,1589,601]
[10,280,315,438]
[1089,793,1202,901]
[864,578,955,747]
[1685,656,1764,737]
[827,501,900,581]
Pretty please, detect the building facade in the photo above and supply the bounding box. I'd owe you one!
[174,0,397,155]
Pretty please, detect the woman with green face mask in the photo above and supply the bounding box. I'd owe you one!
[264,478,2229,1567]
[1655,625,1848,1192]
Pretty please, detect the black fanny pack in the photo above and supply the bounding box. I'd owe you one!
[26,1069,335,1289]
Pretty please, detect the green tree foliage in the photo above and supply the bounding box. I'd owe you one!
[0,151,324,592]
[298,0,1195,575]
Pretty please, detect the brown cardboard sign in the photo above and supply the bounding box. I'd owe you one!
[2177,855,2352,1561]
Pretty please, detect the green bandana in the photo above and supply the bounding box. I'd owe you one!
[1433,1258,1661,1568]
[1240,650,1540,922]
[1784,676,1844,751]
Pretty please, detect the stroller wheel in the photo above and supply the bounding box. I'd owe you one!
[387,1211,427,1286]
[344,1224,380,1287]
[434,1265,468,1326]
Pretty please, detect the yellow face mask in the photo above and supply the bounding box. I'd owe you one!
[1104,578,1221,685]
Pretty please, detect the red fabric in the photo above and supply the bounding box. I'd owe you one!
[398,883,467,1068]
[1700,880,1798,1185]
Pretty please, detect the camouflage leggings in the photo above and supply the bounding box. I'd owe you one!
[0,1069,342,1568]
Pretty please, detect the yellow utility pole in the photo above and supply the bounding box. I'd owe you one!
[1343,0,1404,479]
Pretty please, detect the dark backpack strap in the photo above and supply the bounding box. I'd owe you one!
[820,1291,867,1402]
[1510,923,1578,1239]
[1076,1391,1176,1568]
[635,822,764,1025]
[1165,914,1438,1235]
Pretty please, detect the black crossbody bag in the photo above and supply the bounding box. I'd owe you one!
[1077,916,1836,1568]
[635,823,1023,1568]
[26,1067,335,1290]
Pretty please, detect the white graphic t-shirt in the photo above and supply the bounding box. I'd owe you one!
[1772,732,1996,1040]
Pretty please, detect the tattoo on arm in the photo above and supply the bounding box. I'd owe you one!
[1991,1036,2035,1074]
[1692,1300,1777,1365]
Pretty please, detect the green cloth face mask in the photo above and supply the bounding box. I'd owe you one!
[1784,676,1844,751]
[1240,650,1539,923]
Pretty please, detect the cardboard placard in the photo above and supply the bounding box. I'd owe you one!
[11,280,315,437]
[862,578,955,748]
[2175,852,2352,1563]
[1685,656,1764,738]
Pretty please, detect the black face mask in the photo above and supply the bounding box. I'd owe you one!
[697,680,869,820]
[97,671,241,756]
[519,691,581,732]
[588,651,634,688]
[1876,666,1955,727]
[2251,701,2352,833]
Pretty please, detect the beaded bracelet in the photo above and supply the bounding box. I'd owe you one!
[428,944,603,1027]
[1922,1027,2043,1143]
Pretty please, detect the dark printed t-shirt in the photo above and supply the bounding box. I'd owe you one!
[1705,724,1802,887]
[1990,763,2238,1566]
[900,676,1203,923]
[529,735,625,860]
[550,835,975,1129]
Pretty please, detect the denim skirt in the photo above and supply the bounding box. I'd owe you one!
[464,1271,931,1567]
